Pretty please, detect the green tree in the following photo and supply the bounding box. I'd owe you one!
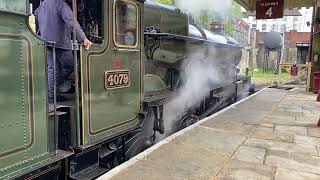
[195,10,223,30]
[225,1,244,35]
[194,1,244,35]
[232,1,244,18]
[154,0,174,5]
[196,10,210,28]
[153,0,244,36]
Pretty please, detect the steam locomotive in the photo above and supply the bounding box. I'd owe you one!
[0,0,252,179]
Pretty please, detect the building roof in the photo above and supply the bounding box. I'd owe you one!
[246,9,302,17]
[235,0,315,11]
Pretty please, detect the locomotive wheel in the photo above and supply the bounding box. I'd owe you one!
[176,113,199,131]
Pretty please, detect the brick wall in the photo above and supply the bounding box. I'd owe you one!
[285,31,311,48]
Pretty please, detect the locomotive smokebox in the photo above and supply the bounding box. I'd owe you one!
[210,22,225,34]
[264,31,283,50]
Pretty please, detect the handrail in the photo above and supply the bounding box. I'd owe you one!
[47,41,59,154]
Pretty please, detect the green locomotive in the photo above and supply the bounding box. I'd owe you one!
[0,0,251,179]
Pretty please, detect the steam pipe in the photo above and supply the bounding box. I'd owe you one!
[144,32,243,48]
[47,41,59,154]
[53,43,58,154]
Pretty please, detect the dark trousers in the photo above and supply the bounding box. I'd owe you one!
[47,48,73,102]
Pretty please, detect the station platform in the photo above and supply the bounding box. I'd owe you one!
[98,88,320,180]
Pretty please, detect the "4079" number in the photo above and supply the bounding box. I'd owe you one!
[105,70,130,90]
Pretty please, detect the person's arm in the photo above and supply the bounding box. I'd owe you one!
[59,2,87,43]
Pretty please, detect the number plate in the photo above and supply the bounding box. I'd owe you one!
[256,0,284,19]
[105,70,131,90]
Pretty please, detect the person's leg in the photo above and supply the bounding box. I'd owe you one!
[56,50,74,95]
[48,48,63,103]
[59,50,74,85]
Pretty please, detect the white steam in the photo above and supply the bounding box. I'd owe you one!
[157,48,237,139]
[175,0,232,16]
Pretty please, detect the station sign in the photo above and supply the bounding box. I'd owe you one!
[256,0,284,19]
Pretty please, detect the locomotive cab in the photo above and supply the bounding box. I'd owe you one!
[76,0,144,150]
[31,0,144,178]
[30,0,144,149]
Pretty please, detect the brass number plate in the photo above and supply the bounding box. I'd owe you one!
[105,70,131,90]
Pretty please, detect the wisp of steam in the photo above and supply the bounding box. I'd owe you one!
[158,48,237,140]
[153,0,238,141]
[175,0,232,16]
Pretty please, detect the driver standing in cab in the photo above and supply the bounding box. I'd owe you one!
[35,0,92,103]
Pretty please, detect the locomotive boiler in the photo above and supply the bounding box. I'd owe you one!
[0,0,251,179]
[143,0,246,134]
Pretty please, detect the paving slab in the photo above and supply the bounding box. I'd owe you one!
[236,91,284,111]
[232,146,266,164]
[295,117,319,126]
[268,115,295,120]
[303,104,320,111]
[303,111,320,118]
[275,168,320,180]
[308,127,320,138]
[245,138,317,156]
[259,123,275,128]
[173,127,246,155]
[266,150,320,175]
[294,135,320,146]
[277,107,303,113]
[218,160,276,180]
[251,126,293,143]
[277,101,302,106]
[275,125,308,136]
[263,117,316,127]
[270,110,303,117]
[209,107,269,125]
[235,101,275,111]
[200,120,255,136]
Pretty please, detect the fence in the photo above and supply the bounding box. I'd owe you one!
[278,63,312,91]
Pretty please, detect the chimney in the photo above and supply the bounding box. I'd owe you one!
[210,22,225,34]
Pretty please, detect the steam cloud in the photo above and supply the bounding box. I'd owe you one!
[152,0,239,141]
[175,0,232,16]
[157,48,237,140]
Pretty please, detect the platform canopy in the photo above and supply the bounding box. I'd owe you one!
[235,0,315,11]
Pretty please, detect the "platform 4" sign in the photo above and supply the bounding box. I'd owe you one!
[256,0,284,19]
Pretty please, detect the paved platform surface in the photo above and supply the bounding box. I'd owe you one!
[98,88,320,180]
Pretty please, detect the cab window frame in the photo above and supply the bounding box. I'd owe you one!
[113,0,139,49]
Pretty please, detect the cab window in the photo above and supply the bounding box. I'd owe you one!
[114,0,138,48]
[78,0,105,45]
